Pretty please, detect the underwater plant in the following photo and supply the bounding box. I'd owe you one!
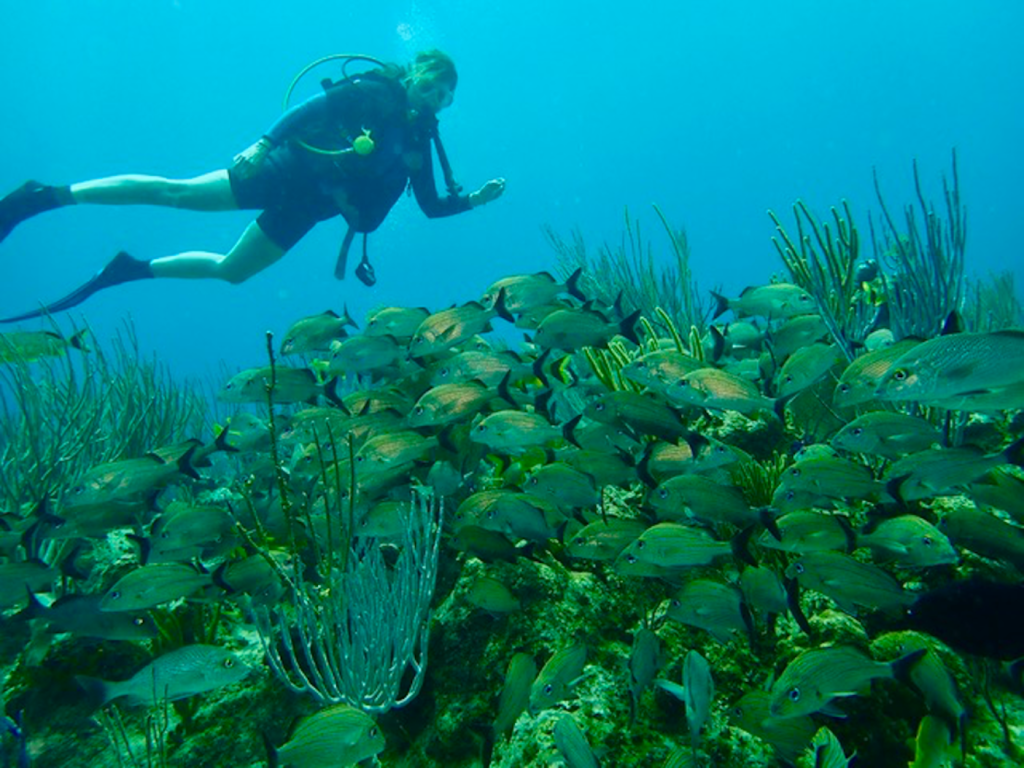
[0,320,207,518]
[546,205,714,338]
[870,150,967,339]
[769,200,875,362]
[253,488,443,713]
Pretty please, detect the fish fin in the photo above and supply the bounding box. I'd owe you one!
[711,290,730,320]
[213,424,239,454]
[68,328,91,352]
[758,507,782,541]
[1002,435,1024,469]
[819,701,848,718]
[323,376,344,408]
[562,414,583,449]
[635,443,658,488]
[709,325,726,363]
[890,648,927,683]
[565,267,586,302]
[60,544,89,581]
[784,577,812,635]
[496,370,517,407]
[15,587,47,622]
[731,525,758,567]
[75,675,111,707]
[262,731,281,768]
[619,309,642,346]
[177,444,201,480]
[885,475,911,509]
[127,533,152,565]
[492,287,514,323]
[940,311,965,335]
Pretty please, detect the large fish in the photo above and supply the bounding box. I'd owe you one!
[768,645,924,719]
[529,641,587,714]
[76,644,248,706]
[786,550,913,615]
[874,330,1024,404]
[279,307,357,355]
[267,704,385,768]
[408,290,513,358]
[711,283,816,320]
[0,328,88,363]
[481,268,585,314]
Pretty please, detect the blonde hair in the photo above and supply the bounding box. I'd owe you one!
[402,49,458,90]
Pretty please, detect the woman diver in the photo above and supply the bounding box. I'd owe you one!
[0,49,505,321]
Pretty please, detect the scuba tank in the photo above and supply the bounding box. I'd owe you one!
[286,54,463,286]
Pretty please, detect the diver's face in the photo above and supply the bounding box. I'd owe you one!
[410,78,455,114]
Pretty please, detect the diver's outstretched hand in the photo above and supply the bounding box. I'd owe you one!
[232,138,272,180]
[469,178,506,208]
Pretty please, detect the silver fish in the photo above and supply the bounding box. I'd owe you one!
[553,714,600,768]
[269,703,385,767]
[529,641,587,714]
[785,551,912,615]
[76,644,248,706]
[768,645,923,719]
[493,652,537,737]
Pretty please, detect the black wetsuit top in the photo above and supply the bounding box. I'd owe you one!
[229,72,471,250]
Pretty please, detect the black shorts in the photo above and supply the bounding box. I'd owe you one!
[228,144,341,250]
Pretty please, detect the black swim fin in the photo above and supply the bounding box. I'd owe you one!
[1,251,153,323]
[0,180,70,244]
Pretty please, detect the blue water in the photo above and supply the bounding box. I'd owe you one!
[2,0,1021,383]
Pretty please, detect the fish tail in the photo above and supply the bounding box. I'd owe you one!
[1003,434,1024,469]
[562,414,583,449]
[492,287,514,323]
[341,302,359,330]
[890,648,927,683]
[68,328,90,352]
[75,675,111,707]
[213,424,239,454]
[323,376,344,408]
[262,731,280,768]
[565,267,586,302]
[177,444,201,481]
[619,309,642,346]
[709,325,726,363]
[711,290,730,320]
[784,576,812,634]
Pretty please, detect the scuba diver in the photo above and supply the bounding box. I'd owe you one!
[0,49,505,322]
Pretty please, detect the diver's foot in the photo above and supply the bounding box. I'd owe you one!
[0,251,154,323]
[0,180,69,244]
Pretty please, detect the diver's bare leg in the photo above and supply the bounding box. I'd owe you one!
[69,170,237,211]
[149,221,285,284]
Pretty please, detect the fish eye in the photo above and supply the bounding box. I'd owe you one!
[921,536,933,546]
[370,726,379,737]
[544,684,554,695]
[789,468,802,477]
[414,406,424,415]
[110,590,121,601]
[133,616,145,626]
[636,540,645,550]
[837,384,850,393]
[626,554,637,564]
[851,428,863,436]
[595,403,605,411]
[658,489,669,500]
[671,599,681,608]
[223,658,235,668]
[793,563,805,574]
[788,687,801,701]
[893,369,907,381]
